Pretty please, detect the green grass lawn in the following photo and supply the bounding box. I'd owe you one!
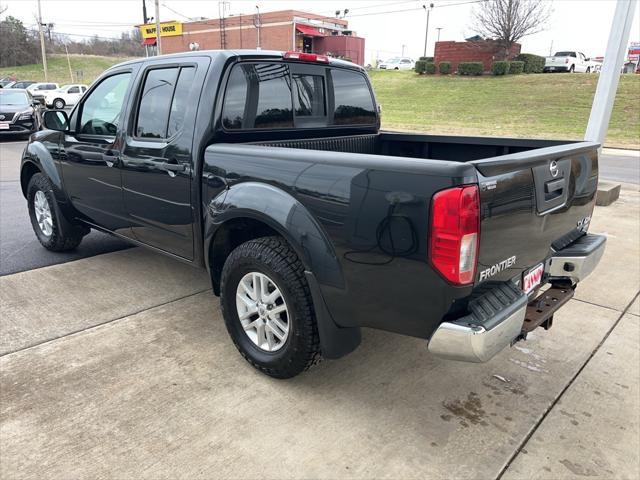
[369,70,640,149]
[0,54,131,86]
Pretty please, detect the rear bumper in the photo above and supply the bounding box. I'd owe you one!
[548,233,606,284]
[428,233,606,363]
[544,66,569,72]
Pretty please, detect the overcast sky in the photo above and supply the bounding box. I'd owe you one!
[1,0,638,61]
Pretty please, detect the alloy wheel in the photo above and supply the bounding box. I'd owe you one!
[33,190,53,237]
[235,271,290,352]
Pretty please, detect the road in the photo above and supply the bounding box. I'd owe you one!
[0,139,130,276]
[1,138,638,276]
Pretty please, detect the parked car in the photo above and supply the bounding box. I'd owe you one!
[0,89,41,138]
[23,50,605,378]
[26,82,59,104]
[44,84,88,109]
[544,51,593,73]
[8,81,38,90]
[379,57,415,70]
[0,77,15,88]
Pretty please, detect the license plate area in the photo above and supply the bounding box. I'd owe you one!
[522,263,544,294]
[0,123,9,130]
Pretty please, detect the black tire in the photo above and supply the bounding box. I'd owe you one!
[53,98,65,109]
[586,67,591,73]
[220,236,320,379]
[569,64,575,73]
[27,173,85,251]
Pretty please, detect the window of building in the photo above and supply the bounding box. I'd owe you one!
[330,69,376,125]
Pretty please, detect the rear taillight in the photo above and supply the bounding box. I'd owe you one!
[283,51,330,63]
[430,185,480,285]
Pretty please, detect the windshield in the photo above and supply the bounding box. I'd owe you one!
[386,57,401,63]
[0,91,29,106]
[554,51,575,57]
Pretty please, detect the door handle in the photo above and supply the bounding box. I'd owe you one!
[101,153,120,167]
[545,178,565,194]
[160,162,186,172]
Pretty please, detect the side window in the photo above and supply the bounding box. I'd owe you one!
[81,86,87,93]
[135,67,178,138]
[330,69,376,125]
[167,67,196,137]
[293,74,326,117]
[68,86,80,94]
[222,63,293,130]
[79,72,131,135]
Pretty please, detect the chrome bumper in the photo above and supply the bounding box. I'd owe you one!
[428,233,606,363]
[428,282,527,363]
[548,233,606,284]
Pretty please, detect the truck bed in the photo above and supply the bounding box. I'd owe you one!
[253,131,578,162]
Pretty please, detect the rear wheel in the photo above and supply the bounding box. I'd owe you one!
[53,98,65,109]
[220,236,320,378]
[586,67,591,73]
[569,64,575,73]
[27,173,85,251]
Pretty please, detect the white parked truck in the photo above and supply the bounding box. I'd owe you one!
[544,51,593,73]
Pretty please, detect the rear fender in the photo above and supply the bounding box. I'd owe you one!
[207,181,345,289]
[204,182,359,359]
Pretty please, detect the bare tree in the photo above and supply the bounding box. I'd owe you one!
[472,0,551,58]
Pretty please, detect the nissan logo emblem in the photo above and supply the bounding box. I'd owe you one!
[549,160,559,177]
[0,115,5,120]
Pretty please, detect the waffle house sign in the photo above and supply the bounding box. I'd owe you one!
[139,21,182,39]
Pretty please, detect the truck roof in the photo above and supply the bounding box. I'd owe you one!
[107,49,364,73]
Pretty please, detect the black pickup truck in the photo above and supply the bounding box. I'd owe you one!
[21,50,606,378]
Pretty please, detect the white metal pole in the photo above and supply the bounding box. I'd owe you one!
[37,0,48,81]
[154,0,162,55]
[585,0,637,146]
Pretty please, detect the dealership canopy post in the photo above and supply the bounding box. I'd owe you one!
[585,0,637,146]
[154,0,162,55]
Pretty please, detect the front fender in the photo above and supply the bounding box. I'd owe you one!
[208,181,345,290]
[21,131,66,201]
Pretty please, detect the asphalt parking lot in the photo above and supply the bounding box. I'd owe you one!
[0,137,638,479]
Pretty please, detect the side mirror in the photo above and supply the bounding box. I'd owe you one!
[42,110,70,132]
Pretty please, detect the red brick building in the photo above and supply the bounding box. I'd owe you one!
[156,10,365,65]
[434,39,521,73]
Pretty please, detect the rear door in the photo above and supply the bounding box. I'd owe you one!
[120,57,209,260]
[471,144,599,289]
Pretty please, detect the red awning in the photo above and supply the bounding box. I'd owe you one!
[296,24,324,37]
[142,37,157,46]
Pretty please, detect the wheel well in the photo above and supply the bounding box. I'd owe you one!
[20,162,41,198]
[209,217,281,295]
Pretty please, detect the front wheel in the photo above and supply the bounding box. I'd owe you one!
[220,236,320,379]
[27,173,85,251]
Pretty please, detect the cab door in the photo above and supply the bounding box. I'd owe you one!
[120,58,208,260]
[59,68,137,234]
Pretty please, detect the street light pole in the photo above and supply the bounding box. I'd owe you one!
[436,27,442,42]
[585,0,637,147]
[422,3,434,58]
[36,0,48,81]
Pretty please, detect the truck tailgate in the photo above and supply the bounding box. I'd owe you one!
[470,141,600,286]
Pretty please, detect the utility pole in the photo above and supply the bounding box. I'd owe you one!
[64,43,73,82]
[436,27,442,42]
[254,5,261,49]
[585,0,637,147]
[422,3,434,58]
[36,0,48,81]
[154,0,162,55]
